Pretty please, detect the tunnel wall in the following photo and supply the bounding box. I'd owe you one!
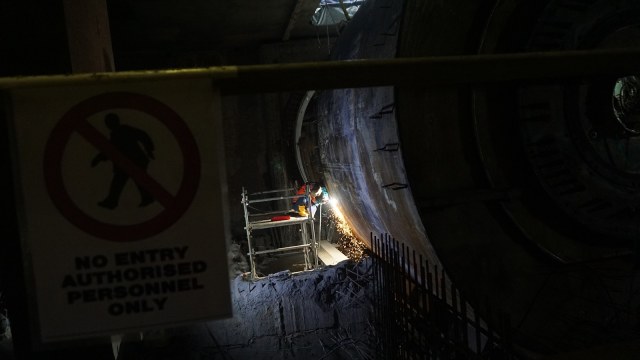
[395,0,640,354]
[314,0,441,268]
[395,0,552,352]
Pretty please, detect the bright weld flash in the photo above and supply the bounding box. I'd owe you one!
[327,202,365,261]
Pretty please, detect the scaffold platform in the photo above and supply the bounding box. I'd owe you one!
[242,186,319,280]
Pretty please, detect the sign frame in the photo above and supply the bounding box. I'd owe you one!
[7,78,232,345]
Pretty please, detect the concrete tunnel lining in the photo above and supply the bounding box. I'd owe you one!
[312,0,440,269]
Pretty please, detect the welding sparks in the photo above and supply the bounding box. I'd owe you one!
[327,204,368,261]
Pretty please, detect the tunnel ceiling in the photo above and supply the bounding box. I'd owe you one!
[106,0,334,64]
[0,1,342,74]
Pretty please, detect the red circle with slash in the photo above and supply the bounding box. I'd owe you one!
[43,92,201,242]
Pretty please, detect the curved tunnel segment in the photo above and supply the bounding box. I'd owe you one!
[312,0,441,268]
[397,0,640,354]
[308,0,640,356]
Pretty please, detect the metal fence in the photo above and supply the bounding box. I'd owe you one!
[370,233,515,360]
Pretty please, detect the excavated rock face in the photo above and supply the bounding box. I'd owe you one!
[134,259,376,359]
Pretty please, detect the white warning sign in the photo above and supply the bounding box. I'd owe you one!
[8,78,232,342]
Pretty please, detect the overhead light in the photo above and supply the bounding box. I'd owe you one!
[311,0,367,27]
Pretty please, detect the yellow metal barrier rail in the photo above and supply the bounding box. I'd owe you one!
[0,48,639,93]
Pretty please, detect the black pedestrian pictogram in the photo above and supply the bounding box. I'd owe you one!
[45,92,201,242]
[91,113,156,209]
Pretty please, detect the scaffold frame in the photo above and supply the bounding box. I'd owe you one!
[241,185,319,280]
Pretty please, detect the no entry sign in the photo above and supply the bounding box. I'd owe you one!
[44,92,200,242]
[8,79,232,342]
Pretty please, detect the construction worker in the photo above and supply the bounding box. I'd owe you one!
[292,182,327,217]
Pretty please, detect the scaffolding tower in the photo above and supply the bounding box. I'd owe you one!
[242,185,319,280]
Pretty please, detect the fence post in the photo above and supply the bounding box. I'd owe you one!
[419,255,429,357]
[368,233,514,359]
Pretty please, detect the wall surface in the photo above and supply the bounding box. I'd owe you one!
[314,0,442,271]
[395,0,640,354]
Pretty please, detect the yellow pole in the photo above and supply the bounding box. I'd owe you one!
[0,48,639,93]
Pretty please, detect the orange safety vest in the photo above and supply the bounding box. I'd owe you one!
[292,185,316,204]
